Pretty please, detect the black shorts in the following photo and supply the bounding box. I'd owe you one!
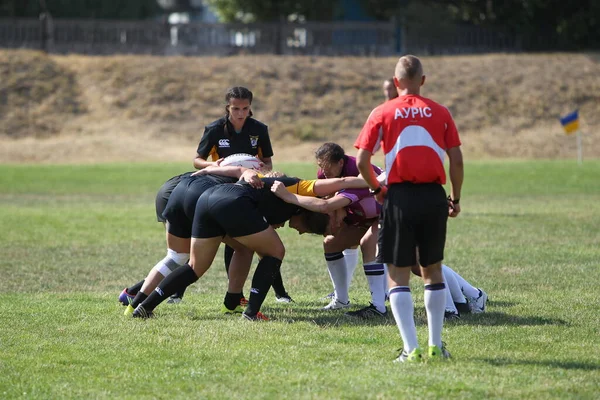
[155,172,193,222]
[375,213,384,264]
[163,176,220,239]
[380,182,448,267]
[192,184,269,239]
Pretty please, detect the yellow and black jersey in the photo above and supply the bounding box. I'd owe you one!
[196,117,274,161]
[237,177,318,225]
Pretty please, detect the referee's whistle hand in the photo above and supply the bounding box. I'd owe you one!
[375,186,388,204]
[449,203,461,218]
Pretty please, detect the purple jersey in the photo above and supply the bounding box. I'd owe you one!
[338,189,382,227]
[317,155,383,226]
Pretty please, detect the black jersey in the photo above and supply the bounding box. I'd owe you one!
[237,177,318,225]
[196,116,274,161]
[163,174,237,238]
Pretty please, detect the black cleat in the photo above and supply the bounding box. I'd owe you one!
[132,305,153,319]
[454,302,470,315]
[444,310,461,321]
[345,303,388,319]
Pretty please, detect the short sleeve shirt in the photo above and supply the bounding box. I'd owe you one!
[196,117,274,161]
[354,95,461,185]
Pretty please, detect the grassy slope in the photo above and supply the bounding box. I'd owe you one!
[0,161,599,399]
[0,50,599,163]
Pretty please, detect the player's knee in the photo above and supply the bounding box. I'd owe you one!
[156,250,189,277]
[266,243,285,260]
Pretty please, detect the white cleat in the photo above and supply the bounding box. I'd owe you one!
[467,289,488,313]
[321,298,351,310]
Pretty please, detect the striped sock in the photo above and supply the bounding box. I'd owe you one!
[325,252,349,303]
[424,282,446,348]
[342,248,360,289]
[389,286,419,353]
[363,262,386,312]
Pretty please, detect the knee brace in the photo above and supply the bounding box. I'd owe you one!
[155,249,189,277]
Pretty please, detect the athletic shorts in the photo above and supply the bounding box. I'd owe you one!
[375,213,384,264]
[155,172,193,222]
[380,182,448,267]
[163,176,220,239]
[192,184,269,239]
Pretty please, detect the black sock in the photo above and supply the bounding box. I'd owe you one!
[224,246,245,299]
[141,264,198,312]
[272,269,287,297]
[172,285,187,299]
[224,292,243,310]
[224,245,234,276]
[245,256,282,316]
[131,292,148,308]
[127,280,145,296]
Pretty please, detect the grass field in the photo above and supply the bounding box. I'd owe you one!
[1,161,599,399]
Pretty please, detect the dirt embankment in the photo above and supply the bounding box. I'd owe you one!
[1,50,599,163]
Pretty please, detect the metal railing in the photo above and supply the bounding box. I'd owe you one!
[0,18,519,56]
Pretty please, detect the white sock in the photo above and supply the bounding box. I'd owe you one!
[342,248,360,289]
[424,283,446,348]
[442,264,466,305]
[389,286,419,353]
[383,264,389,299]
[363,262,386,312]
[443,273,458,313]
[325,252,349,303]
[451,267,480,298]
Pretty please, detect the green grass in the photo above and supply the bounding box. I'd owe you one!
[1,161,599,399]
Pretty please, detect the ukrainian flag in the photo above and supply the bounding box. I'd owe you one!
[560,110,580,135]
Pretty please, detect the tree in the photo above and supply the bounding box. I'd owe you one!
[205,0,336,22]
[0,0,161,19]
[360,0,600,50]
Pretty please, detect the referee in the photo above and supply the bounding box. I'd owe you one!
[355,55,463,363]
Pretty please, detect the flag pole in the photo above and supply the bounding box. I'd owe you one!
[576,130,583,165]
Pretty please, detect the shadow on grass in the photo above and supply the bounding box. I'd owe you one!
[463,212,526,218]
[166,303,567,328]
[478,357,600,371]
[410,310,569,328]
[455,312,568,327]
[486,300,518,308]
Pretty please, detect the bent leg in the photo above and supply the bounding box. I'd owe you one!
[232,227,285,317]
[130,233,190,308]
[359,223,386,312]
[323,225,366,305]
[136,236,221,315]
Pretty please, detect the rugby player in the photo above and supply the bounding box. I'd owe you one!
[131,173,371,320]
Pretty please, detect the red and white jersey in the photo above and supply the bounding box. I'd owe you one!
[354,94,461,185]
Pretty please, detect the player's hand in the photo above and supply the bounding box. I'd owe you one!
[191,167,213,176]
[215,158,224,166]
[241,169,263,188]
[327,209,345,235]
[375,185,387,204]
[448,201,461,217]
[271,180,292,200]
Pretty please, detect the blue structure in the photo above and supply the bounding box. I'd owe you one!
[332,0,380,47]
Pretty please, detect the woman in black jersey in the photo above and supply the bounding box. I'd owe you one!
[121,169,263,314]
[194,86,293,301]
[132,173,370,320]
[140,87,288,304]
[194,86,273,170]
